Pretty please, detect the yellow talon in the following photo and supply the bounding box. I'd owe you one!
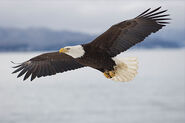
[104,71,111,79]
[103,70,115,79]
[109,71,115,77]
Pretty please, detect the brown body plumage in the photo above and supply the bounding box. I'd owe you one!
[12,7,170,81]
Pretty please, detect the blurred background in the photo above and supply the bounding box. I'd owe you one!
[0,0,185,123]
[0,0,184,51]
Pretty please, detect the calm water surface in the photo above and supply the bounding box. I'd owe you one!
[0,49,184,123]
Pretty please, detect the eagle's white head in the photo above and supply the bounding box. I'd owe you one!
[59,45,85,58]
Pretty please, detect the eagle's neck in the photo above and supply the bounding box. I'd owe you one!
[65,45,85,58]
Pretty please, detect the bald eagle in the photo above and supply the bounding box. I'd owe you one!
[12,7,170,82]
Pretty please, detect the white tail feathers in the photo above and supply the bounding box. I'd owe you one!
[111,57,138,82]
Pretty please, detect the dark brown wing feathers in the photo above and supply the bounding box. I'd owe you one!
[12,52,84,81]
[88,7,170,56]
[12,7,170,81]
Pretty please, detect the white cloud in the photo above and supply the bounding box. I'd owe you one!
[0,0,184,34]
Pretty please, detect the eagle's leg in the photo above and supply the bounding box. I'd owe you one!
[103,70,115,79]
[109,71,115,77]
[104,71,111,79]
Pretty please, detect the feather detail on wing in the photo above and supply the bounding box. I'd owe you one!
[87,7,170,57]
[12,52,84,81]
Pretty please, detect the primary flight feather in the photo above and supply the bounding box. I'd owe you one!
[12,7,170,82]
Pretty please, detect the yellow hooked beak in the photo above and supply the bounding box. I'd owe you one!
[59,48,68,53]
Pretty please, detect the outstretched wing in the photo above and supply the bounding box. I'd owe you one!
[87,7,170,57]
[12,52,84,81]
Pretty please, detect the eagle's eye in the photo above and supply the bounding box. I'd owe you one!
[66,48,70,50]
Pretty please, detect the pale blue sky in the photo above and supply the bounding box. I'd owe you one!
[0,0,184,34]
